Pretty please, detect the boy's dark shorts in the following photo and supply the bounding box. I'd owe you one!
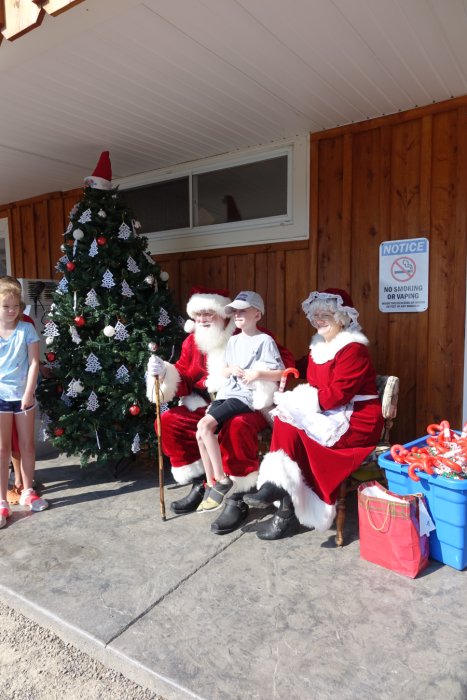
[206,398,253,429]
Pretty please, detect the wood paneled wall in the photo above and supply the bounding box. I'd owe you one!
[2,96,467,443]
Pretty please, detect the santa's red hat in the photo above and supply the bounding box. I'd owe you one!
[84,151,112,190]
[184,286,232,332]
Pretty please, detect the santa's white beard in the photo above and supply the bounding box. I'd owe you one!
[194,319,234,353]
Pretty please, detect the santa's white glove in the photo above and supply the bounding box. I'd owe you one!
[147,355,166,378]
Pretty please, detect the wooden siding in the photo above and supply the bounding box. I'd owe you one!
[2,97,467,443]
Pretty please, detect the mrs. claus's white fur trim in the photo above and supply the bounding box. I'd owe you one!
[257,449,336,531]
[171,459,205,485]
[310,330,369,364]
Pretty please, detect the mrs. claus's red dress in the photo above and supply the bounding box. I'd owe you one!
[257,329,383,531]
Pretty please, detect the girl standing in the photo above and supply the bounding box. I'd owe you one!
[0,278,48,529]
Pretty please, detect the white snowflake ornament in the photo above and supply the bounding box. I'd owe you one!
[85,289,100,308]
[121,280,134,297]
[114,321,129,341]
[86,391,99,411]
[126,257,140,273]
[89,239,99,258]
[115,365,130,383]
[131,434,141,454]
[78,208,92,224]
[85,353,102,372]
[101,269,116,288]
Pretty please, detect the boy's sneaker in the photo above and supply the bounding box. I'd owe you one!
[0,503,11,529]
[198,478,233,512]
[19,489,48,512]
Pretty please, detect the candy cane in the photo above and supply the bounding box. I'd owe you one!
[279,367,300,393]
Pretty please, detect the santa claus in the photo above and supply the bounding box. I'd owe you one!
[147,286,295,534]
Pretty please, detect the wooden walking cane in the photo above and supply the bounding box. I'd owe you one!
[154,375,166,521]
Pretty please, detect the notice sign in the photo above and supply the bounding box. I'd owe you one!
[379,237,429,313]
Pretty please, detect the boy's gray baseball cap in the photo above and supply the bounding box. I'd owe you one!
[224,291,265,315]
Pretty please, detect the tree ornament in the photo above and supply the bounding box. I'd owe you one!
[66,378,78,398]
[66,261,76,272]
[126,257,140,273]
[54,427,65,437]
[56,277,69,295]
[45,337,54,346]
[103,325,116,337]
[145,275,155,285]
[44,320,60,338]
[115,365,130,382]
[114,321,129,341]
[131,433,141,454]
[132,219,141,231]
[85,353,102,372]
[69,325,82,344]
[97,236,107,245]
[147,341,158,352]
[78,208,92,223]
[89,239,99,257]
[121,280,134,297]
[73,380,84,393]
[160,271,169,282]
[101,269,116,288]
[158,307,171,327]
[73,229,85,240]
[86,391,99,412]
[46,352,56,362]
[98,209,107,218]
[65,220,74,233]
[65,239,74,246]
[74,315,85,327]
[129,404,140,416]
[85,289,100,308]
[118,222,131,240]
[56,385,63,395]
[60,244,66,253]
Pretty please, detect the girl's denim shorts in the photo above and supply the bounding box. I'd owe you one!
[0,398,32,414]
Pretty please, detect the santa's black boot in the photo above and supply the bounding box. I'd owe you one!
[243,481,288,508]
[211,494,249,535]
[256,495,300,540]
[170,478,205,514]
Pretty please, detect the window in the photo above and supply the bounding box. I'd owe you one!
[0,218,11,276]
[116,136,308,253]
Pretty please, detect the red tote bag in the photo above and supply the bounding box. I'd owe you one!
[358,481,429,578]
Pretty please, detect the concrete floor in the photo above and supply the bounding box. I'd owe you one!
[1,450,467,700]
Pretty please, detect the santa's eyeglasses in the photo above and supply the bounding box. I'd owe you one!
[194,311,216,321]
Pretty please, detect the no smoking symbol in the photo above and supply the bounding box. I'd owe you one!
[391,256,416,282]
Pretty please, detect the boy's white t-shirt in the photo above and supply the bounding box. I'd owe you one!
[216,332,284,409]
[0,320,40,401]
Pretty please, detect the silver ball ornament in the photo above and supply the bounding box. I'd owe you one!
[60,244,66,252]
[73,229,84,240]
[147,342,158,352]
[160,271,169,282]
[73,380,84,393]
[145,275,155,285]
[45,337,54,346]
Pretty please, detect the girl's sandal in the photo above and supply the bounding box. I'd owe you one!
[7,484,23,505]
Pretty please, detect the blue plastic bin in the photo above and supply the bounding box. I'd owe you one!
[378,434,467,570]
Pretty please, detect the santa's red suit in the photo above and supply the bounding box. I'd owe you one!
[148,288,294,491]
[257,328,383,530]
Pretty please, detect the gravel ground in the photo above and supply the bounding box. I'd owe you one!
[0,601,165,700]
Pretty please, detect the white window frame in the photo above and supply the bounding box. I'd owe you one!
[0,217,12,275]
[115,135,309,254]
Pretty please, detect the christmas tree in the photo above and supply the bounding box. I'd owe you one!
[37,152,184,467]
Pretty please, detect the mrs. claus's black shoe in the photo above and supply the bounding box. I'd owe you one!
[211,497,249,535]
[170,479,205,514]
[243,481,288,508]
[256,510,300,540]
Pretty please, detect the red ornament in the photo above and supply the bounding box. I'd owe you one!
[65,239,74,246]
[129,405,141,416]
[66,261,76,271]
[97,236,107,245]
[157,325,164,332]
[54,427,64,437]
[56,385,63,395]
[46,352,56,362]
[74,315,85,327]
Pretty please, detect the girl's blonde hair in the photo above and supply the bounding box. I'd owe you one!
[0,277,25,320]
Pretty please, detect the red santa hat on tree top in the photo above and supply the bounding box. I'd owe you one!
[84,151,112,190]
[184,285,232,333]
